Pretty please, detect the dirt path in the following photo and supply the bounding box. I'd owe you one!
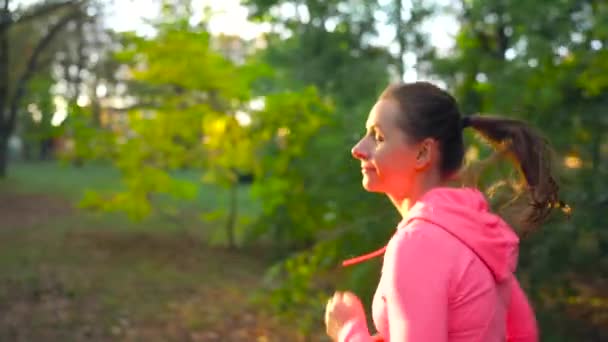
[0,191,323,341]
[0,192,73,229]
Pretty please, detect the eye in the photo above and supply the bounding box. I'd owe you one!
[371,129,384,143]
[365,126,384,143]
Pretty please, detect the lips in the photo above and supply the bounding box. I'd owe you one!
[361,165,376,173]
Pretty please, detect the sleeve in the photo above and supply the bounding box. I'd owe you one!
[337,318,374,342]
[338,229,450,342]
[506,277,539,342]
[381,230,450,342]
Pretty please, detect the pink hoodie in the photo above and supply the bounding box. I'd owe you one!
[338,187,539,342]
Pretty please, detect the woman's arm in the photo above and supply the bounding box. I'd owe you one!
[506,277,539,342]
[337,228,450,342]
[381,229,450,341]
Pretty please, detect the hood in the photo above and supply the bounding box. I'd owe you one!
[403,187,519,282]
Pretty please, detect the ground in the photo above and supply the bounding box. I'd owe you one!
[0,163,326,341]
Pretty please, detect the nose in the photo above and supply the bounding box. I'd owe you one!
[351,139,369,160]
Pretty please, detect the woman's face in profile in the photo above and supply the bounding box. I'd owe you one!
[351,99,427,199]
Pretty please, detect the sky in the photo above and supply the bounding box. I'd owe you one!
[104,0,273,40]
[11,0,458,50]
[14,0,460,126]
[104,0,459,82]
[104,0,459,48]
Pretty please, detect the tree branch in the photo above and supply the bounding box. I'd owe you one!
[0,0,9,27]
[13,0,82,27]
[394,0,406,78]
[0,1,9,125]
[494,2,509,60]
[7,9,83,132]
[458,0,494,56]
[103,102,161,112]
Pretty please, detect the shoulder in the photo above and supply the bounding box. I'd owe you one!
[386,220,471,260]
[383,221,480,283]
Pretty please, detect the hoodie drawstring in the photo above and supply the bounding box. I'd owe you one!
[342,246,387,267]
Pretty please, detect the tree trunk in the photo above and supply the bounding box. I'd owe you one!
[4,9,82,174]
[394,0,406,79]
[589,110,603,213]
[0,2,10,178]
[225,180,238,249]
[0,127,9,178]
[39,137,53,160]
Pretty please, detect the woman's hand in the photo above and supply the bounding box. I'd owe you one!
[324,291,366,341]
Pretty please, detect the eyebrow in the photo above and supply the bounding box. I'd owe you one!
[366,123,383,132]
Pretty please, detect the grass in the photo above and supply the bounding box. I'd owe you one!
[5,161,122,199]
[0,161,323,341]
[5,161,261,242]
[6,161,260,211]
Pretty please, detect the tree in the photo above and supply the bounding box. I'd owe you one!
[52,2,121,165]
[242,1,608,338]
[0,0,90,177]
[79,11,333,252]
[430,0,608,338]
[17,74,59,160]
[240,0,400,332]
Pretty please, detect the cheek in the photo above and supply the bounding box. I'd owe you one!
[374,147,418,187]
[377,146,416,175]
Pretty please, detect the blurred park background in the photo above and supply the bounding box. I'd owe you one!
[0,0,607,341]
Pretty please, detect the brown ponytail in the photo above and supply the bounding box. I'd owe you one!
[465,114,568,230]
[378,82,568,233]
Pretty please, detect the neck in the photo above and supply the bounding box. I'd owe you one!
[388,172,444,219]
[387,190,425,219]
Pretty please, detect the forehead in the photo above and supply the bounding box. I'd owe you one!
[366,99,401,129]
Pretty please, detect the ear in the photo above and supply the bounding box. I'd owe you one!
[414,138,435,170]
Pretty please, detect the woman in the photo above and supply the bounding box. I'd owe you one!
[324,82,563,341]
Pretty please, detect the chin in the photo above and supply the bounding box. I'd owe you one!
[362,179,383,193]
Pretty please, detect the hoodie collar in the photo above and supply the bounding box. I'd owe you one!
[404,187,519,281]
[343,187,519,282]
